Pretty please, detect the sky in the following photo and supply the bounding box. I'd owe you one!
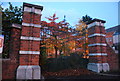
[118,2,120,25]
[1,1,119,29]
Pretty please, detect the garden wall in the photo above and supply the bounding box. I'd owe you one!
[2,24,21,79]
[106,43,119,71]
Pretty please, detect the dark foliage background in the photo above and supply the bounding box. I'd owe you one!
[41,54,89,72]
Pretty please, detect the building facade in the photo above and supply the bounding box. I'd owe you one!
[106,25,120,53]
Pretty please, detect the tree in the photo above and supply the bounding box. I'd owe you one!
[2,2,22,58]
[76,20,87,35]
[41,14,74,58]
[2,2,22,24]
[82,15,92,23]
[75,15,92,58]
[45,13,60,58]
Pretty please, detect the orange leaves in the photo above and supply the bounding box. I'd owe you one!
[43,68,93,77]
[41,21,49,27]
[53,13,56,18]
[41,13,81,57]
[75,19,89,58]
[76,20,87,32]
[48,22,58,27]
[45,13,59,22]
[47,18,53,21]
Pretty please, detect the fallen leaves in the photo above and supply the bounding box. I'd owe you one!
[43,68,94,77]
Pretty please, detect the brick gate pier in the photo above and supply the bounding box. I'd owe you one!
[16,3,43,79]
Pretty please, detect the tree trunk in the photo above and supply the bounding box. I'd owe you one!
[54,46,58,58]
[59,50,62,56]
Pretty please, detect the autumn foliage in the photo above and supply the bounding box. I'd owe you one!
[40,14,90,59]
[43,68,93,77]
[40,14,79,58]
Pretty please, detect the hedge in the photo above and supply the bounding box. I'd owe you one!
[41,54,89,72]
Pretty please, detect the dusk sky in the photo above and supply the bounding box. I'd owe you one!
[2,1,119,29]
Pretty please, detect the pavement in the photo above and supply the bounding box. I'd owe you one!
[44,73,120,81]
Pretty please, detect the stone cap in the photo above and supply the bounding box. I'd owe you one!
[12,23,21,29]
[23,2,43,11]
[86,18,106,25]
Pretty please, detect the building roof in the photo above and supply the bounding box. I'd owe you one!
[106,25,120,33]
[113,31,120,35]
[106,31,114,38]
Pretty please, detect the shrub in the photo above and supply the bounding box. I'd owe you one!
[41,54,89,72]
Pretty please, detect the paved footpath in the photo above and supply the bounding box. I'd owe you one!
[44,73,120,81]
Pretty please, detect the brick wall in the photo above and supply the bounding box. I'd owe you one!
[20,40,40,51]
[2,25,21,79]
[88,36,106,44]
[106,43,119,71]
[21,26,40,37]
[106,31,114,47]
[2,59,18,79]
[19,54,39,65]
[89,46,106,53]
[88,26,106,35]
[23,12,41,24]
[89,56,108,63]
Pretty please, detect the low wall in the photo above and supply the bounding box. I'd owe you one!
[2,24,21,80]
[2,59,18,79]
[106,44,119,71]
